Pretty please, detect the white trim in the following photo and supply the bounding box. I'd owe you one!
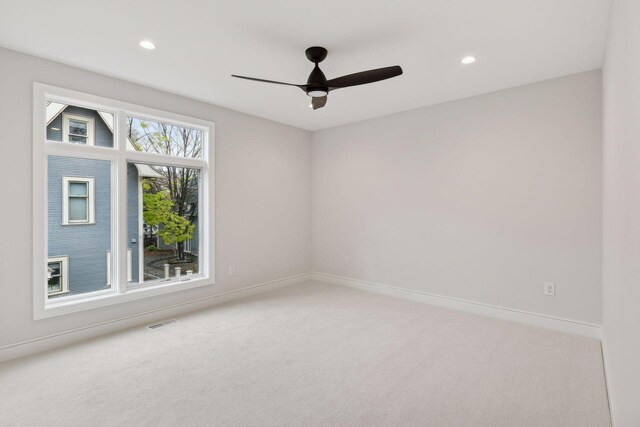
[106,251,111,287]
[62,113,95,146]
[38,276,209,319]
[600,336,616,425]
[47,256,69,296]
[138,177,144,284]
[2,273,312,363]
[46,102,67,125]
[311,272,602,339]
[33,82,215,320]
[127,248,133,282]
[61,176,95,225]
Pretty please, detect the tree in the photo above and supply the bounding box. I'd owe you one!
[142,182,173,226]
[128,118,201,222]
[130,119,201,260]
[142,180,194,260]
[157,215,194,260]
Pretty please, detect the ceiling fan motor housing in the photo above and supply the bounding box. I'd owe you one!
[306,63,329,97]
[305,46,328,63]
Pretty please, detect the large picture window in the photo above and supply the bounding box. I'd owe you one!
[33,83,213,319]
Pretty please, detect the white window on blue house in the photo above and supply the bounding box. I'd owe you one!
[62,177,95,224]
[34,83,213,319]
[62,113,95,145]
[47,256,69,296]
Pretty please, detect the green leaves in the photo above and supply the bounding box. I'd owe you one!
[142,179,194,248]
[157,215,194,246]
[142,184,173,227]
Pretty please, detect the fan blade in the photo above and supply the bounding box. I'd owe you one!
[231,75,306,89]
[327,66,403,90]
[311,96,327,110]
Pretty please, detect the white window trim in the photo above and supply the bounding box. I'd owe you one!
[106,251,111,287]
[62,176,95,225]
[33,83,215,320]
[127,248,133,282]
[47,256,69,296]
[62,113,95,145]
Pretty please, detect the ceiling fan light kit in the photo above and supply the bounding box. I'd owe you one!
[232,46,403,110]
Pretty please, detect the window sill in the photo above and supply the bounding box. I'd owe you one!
[36,276,213,320]
[47,290,70,297]
[61,222,96,226]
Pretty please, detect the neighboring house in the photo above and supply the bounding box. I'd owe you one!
[45,103,161,297]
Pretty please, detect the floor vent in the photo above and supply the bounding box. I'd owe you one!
[147,319,178,330]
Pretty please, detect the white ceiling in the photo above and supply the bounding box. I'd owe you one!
[0,0,611,131]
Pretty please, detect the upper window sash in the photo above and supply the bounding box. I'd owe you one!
[41,97,209,166]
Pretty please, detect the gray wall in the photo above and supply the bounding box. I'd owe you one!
[312,70,602,324]
[0,47,312,349]
[602,0,640,424]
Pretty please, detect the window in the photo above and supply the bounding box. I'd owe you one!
[62,177,95,224]
[34,84,213,319]
[130,163,201,285]
[47,256,69,296]
[62,113,95,145]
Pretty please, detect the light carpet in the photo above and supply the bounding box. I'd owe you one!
[0,281,611,426]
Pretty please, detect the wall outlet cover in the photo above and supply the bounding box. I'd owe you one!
[544,282,555,296]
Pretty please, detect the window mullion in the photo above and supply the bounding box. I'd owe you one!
[44,143,119,161]
[124,150,206,169]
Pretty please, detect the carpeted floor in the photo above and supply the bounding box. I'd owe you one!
[0,281,611,426]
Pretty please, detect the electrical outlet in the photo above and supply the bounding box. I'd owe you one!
[228,265,236,276]
[544,282,555,296]
[344,256,350,266]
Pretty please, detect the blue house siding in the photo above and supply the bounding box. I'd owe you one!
[127,163,139,282]
[191,217,200,255]
[46,107,140,296]
[191,219,199,256]
[48,156,112,296]
[47,106,113,147]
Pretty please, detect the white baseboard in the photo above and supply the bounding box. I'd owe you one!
[0,273,312,363]
[600,336,616,426]
[311,272,602,339]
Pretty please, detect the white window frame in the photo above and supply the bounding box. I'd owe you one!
[62,176,95,225]
[47,256,69,296]
[33,83,214,320]
[106,251,111,287]
[62,113,95,145]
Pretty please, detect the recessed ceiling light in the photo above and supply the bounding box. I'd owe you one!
[139,40,156,50]
[461,56,476,65]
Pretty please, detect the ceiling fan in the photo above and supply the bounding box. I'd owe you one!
[232,46,403,110]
